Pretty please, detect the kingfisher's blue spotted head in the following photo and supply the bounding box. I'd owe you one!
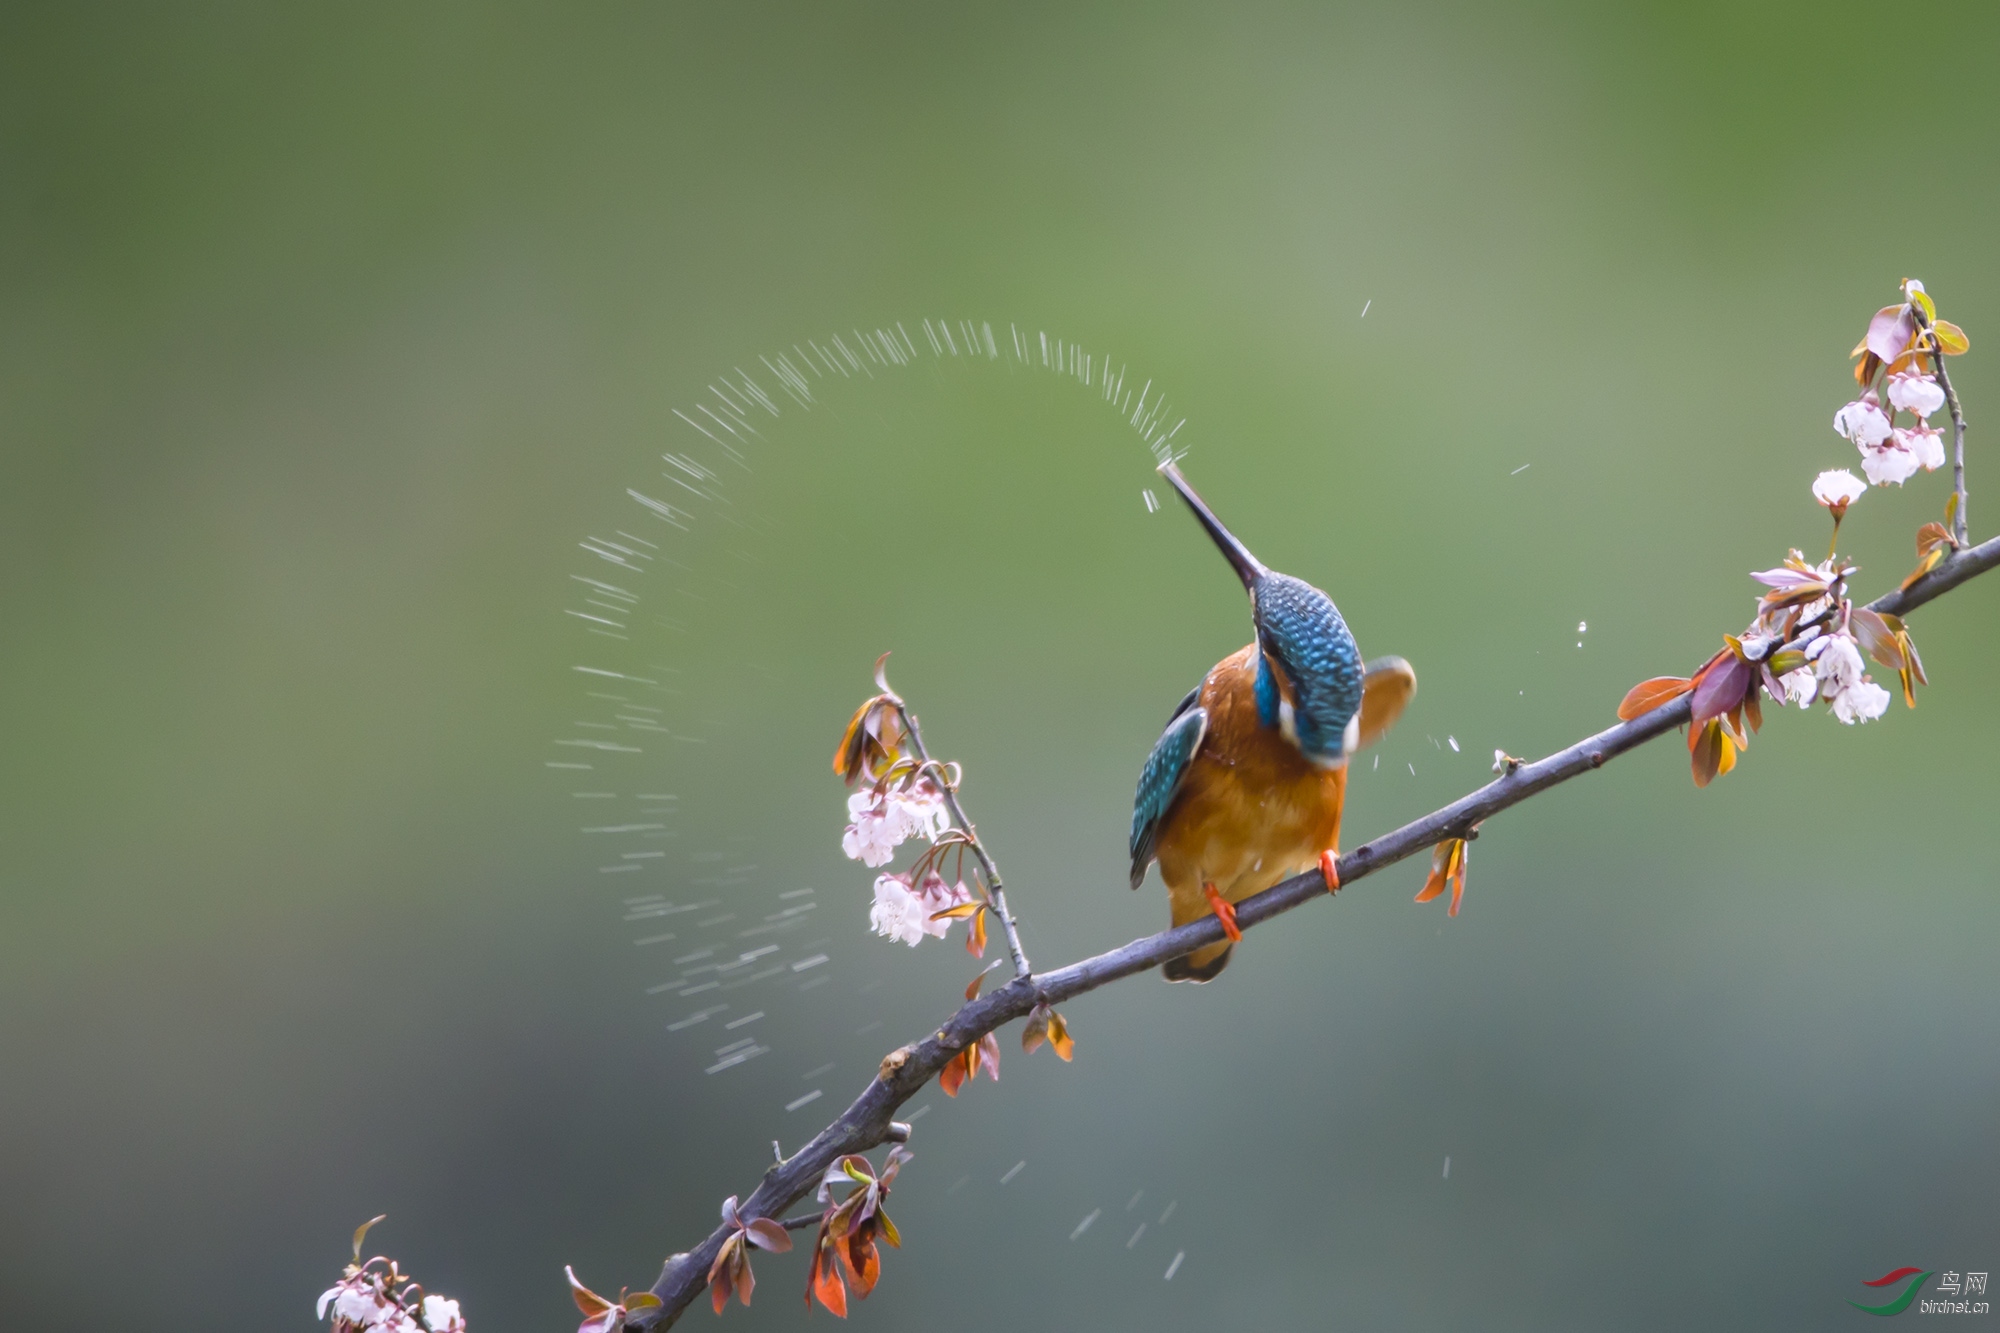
[1159,461,1364,766]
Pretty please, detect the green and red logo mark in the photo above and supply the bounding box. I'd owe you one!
[1849,1268,1932,1316]
[1847,1266,1990,1315]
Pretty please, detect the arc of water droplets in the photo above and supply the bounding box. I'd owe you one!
[550,317,1191,1086]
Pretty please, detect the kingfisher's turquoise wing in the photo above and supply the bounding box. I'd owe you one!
[1129,689,1208,889]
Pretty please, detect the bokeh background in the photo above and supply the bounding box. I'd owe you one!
[4,4,1998,1329]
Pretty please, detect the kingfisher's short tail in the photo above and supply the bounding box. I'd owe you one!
[1162,941,1232,983]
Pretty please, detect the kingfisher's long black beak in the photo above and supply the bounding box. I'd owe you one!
[1159,461,1267,592]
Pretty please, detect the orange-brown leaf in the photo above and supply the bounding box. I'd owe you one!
[1618,676,1693,721]
[833,696,905,783]
[965,905,988,958]
[1047,1009,1074,1061]
[808,1240,849,1318]
[1416,839,1465,909]
[833,699,874,779]
[1902,544,1946,591]
[840,1230,881,1297]
[1917,521,1954,556]
[938,1050,967,1098]
[1853,348,1882,387]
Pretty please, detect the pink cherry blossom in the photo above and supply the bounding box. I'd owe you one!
[885,781,950,843]
[840,779,952,867]
[1899,423,1947,472]
[1797,631,1889,724]
[869,874,930,946]
[840,791,901,866]
[1778,663,1816,708]
[1809,632,1863,692]
[319,1280,391,1329]
[423,1297,466,1333]
[869,871,972,946]
[1810,469,1865,511]
[1859,435,1921,486]
[1887,369,1946,419]
[1830,679,1892,724]
[915,871,973,923]
[1833,392,1892,448]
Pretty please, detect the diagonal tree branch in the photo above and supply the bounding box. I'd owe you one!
[632,532,2000,1329]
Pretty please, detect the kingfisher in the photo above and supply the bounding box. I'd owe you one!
[1130,462,1416,982]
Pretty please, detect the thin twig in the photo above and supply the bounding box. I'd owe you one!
[1910,302,1971,546]
[1934,348,1971,547]
[632,533,2000,1329]
[892,702,1032,979]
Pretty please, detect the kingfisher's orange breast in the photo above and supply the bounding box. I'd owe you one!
[1154,645,1348,925]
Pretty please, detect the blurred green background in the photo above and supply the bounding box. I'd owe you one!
[4,4,1998,1329]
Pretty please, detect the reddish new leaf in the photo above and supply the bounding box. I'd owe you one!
[1867,303,1917,364]
[806,1228,849,1317]
[745,1219,792,1253]
[1690,652,1752,727]
[1689,718,1736,788]
[1850,609,1906,672]
[938,1048,968,1097]
[566,1267,614,1321]
[1617,676,1692,721]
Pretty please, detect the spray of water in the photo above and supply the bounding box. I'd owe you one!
[546,316,1194,1272]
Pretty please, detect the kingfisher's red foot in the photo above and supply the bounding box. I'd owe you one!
[1202,883,1242,943]
[1319,849,1341,894]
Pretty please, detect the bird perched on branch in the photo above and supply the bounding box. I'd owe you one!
[1131,462,1416,982]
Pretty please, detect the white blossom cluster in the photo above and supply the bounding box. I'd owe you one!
[1834,369,1947,486]
[1746,553,1892,726]
[318,1274,464,1333]
[839,781,950,867]
[838,772,978,947]
[869,870,975,946]
[1778,620,1892,724]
